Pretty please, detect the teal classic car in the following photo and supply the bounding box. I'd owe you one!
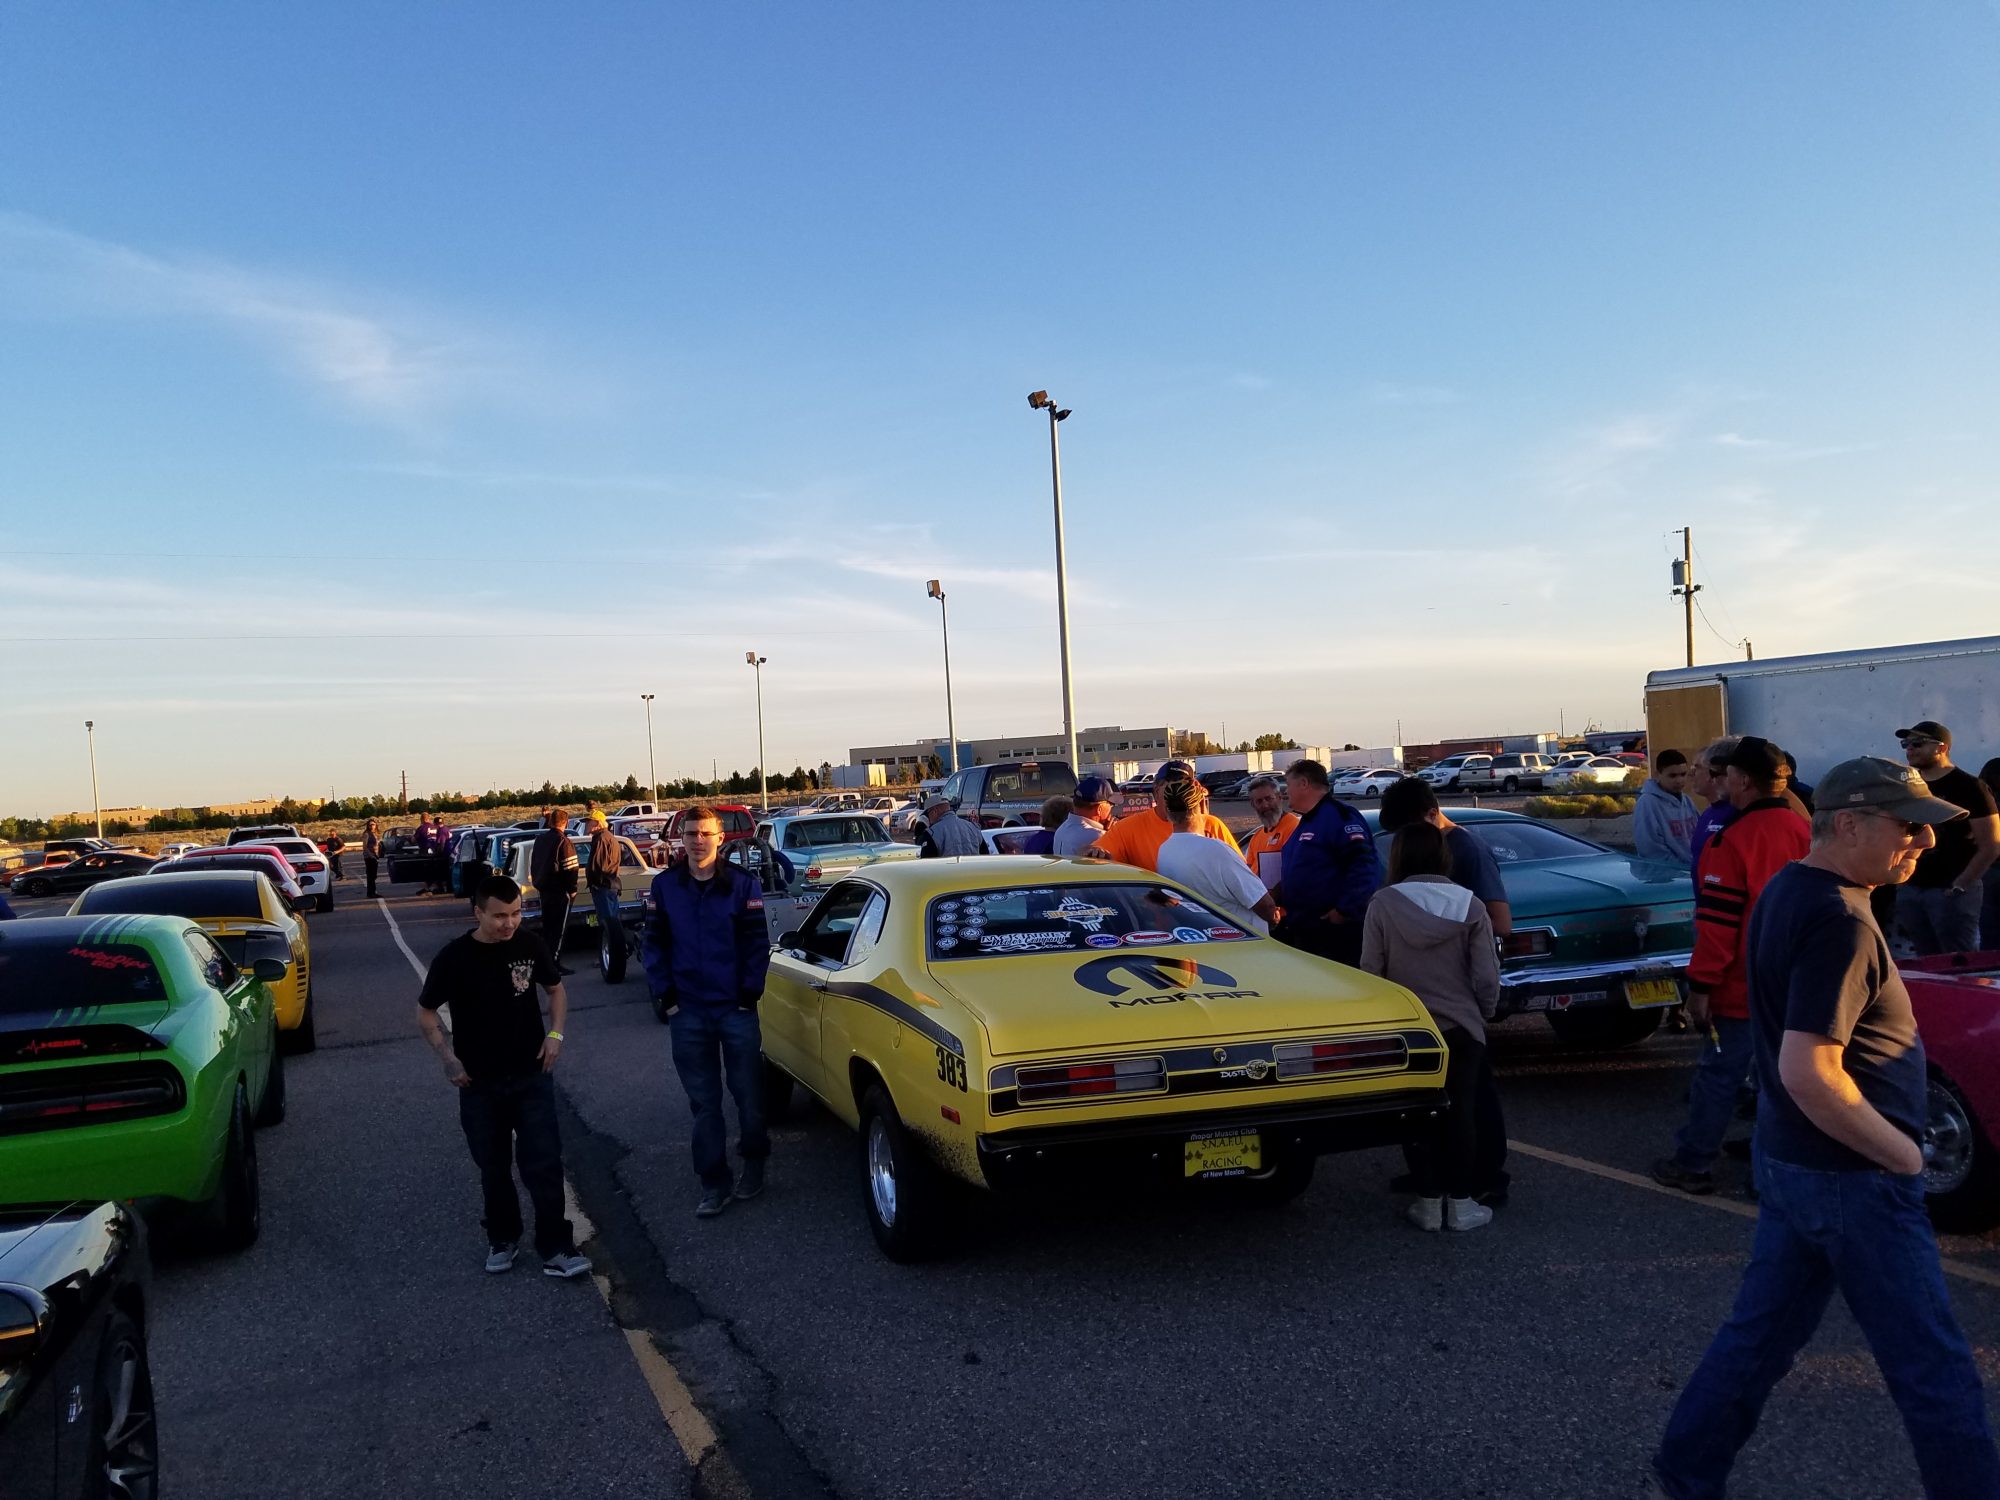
[1366,807,1695,1046]
[752,813,921,891]
[0,916,284,1250]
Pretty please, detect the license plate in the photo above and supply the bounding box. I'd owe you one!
[1626,978,1680,1008]
[1184,1128,1261,1179]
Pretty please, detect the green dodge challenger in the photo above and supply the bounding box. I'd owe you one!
[0,915,284,1250]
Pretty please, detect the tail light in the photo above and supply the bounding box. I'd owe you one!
[1273,1036,1409,1080]
[805,864,823,882]
[0,1062,186,1136]
[1016,1056,1166,1103]
[296,860,325,874]
[1499,929,1555,960]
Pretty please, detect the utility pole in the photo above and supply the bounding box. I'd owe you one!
[1744,640,1754,661]
[1670,526,1701,668]
[640,694,658,803]
[400,770,408,813]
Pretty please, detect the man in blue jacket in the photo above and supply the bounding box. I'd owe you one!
[1274,759,1381,967]
[642,806,774,1217]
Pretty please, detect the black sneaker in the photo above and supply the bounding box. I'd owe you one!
[695,1187,734,1218]
[484,1243,518,1274]
[542,1249,591,1280]
[737,1158,765,1200]
[1651,1156,1716,1195]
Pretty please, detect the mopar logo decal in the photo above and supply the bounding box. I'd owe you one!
[1072,955,1260,1008]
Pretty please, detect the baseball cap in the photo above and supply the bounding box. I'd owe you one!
[1073,775,1114,803]
[1721,735,1786,783]
[1894,719,1952,747]
[923,791,953,812]
[1815,756,1968,825]
[588,810,608,827]
[1154,759,1197,784]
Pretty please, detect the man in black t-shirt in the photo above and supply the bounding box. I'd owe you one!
[417,873,590,1279]
[1652,758,1998,1498]
[1894,719,2000,953]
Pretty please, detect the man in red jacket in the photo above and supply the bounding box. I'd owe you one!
[1653,736,1810,1194]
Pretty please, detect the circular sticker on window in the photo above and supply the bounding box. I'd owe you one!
[936,937,958,950]
[1172,926,1211,944]
[937,900,961,913]
[961,922,985,937]
[1085,933,1122,948]
[937,922,960,937]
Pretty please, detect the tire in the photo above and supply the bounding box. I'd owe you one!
[1364,785,1380,798]
[1503,777,1519,794]
[315,891,334,913]
[1546,1006,1663,1049]
[87,1305,158,1500]
[600,925,628,985]
[1924,1070,2000,1232]
[23,876,52,898]
[255,1043,286,1126]
[280,981,317,1055]
[196,1083,261,1251]
[763,1057,798,1123]
[858,1084,953,1262]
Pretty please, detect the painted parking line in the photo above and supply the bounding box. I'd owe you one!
[1512,1139,2000,1291]
[374,899,724,1472]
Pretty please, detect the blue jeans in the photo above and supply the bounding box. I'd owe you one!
[667,1006,768,1191]
[1655,1151,2000,1499]
[590,886,626,961]
[1899,883,1983,956]
[1671,1015,1753,1173]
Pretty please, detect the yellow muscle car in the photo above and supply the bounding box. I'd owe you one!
[758,856,1449,1260]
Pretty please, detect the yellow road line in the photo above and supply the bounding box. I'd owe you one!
[1512,1139,2000,1290]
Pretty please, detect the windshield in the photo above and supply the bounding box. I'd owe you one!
[926,882,1250,961]
[1461,819,1601,863]
[0,932,169,1012]
[77,875,266,919]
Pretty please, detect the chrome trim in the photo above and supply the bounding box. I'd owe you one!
[1498,950,1693,988]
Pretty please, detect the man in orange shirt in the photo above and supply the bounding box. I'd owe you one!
[1240,775,1298,891]
[1084,761,1240,872]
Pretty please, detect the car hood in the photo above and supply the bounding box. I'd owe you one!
[921,940,1433,1057]
[1500,855,1692,919]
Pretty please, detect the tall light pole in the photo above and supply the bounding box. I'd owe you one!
[84,719,102,837]
[639,694,658,804]
[926,579,958,775]
[746,652,769,813]
[1027,390,1080,773]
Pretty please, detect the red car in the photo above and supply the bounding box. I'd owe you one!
[1904,950,2000,1231]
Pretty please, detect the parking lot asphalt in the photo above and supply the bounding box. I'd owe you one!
[11,863,2000,1500]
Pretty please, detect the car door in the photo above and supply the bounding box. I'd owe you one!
[761,880,879,1101]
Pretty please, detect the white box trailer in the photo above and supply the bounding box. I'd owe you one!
[830,764,887,789]
[1645,636,2000,783]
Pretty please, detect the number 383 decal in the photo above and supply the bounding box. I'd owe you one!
[935,1045,969,1092]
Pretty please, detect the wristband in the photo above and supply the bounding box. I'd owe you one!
[545,1030,564,1041]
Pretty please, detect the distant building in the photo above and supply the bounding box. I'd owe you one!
[850,726,1195,777]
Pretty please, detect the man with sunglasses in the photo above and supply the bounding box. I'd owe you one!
[1652,757,1997,1498]
[1686,735,1742,868]
[1894,720,1999,954]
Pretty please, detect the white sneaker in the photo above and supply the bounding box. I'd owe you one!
[1446,1196,1493,1231]
[483,1243,517,1274]
[1406,1196,1444,1231]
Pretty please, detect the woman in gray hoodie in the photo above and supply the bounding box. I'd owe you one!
[1360,821,1502,1232]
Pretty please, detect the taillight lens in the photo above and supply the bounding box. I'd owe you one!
[1499,929,1555,960]
[0,1062,186,1136]
[805,864,823,882]
[296,861,325,873]
[1273,1036,1409,1080]
[1016,1057,1166,1103]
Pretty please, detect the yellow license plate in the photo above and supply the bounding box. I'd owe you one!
[1184,1129,1262,1179]
[1626,978,1680,1008]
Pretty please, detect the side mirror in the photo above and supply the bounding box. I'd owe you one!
[251,958,289,983]
[0,1287,47,1363]
[778,930,803,949]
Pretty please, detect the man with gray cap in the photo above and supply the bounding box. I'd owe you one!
[916,792,983,858]
[1651,757,1998,1499]
[1895,719,1999,953]
[1052,776,1116,856]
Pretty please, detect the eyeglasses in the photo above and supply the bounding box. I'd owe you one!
[1857,810,1924,838]
[1899,737,1938,750]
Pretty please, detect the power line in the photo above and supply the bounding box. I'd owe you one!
[1692,593,1746,652]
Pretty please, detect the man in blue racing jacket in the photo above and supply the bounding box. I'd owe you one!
[642,805,775,1218]
[1274,758,1382,967]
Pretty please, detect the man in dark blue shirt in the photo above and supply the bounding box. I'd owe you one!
[1653,757,1997,1499]
[1273,759,1380,967]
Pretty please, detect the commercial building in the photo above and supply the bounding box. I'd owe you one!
[849,726,1191,778]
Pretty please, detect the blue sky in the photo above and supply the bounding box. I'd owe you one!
[5,3,1999,815]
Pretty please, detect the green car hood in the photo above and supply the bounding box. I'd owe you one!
[1499,854,1692,919]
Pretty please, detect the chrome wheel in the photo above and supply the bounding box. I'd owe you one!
[1926,1078,1976,1196]
[867,1115,898,1227]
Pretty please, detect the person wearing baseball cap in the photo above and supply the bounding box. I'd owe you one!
[916,790,983,858]
[1051,776,1116,856]
[1652,756,1998,1496]
[1893,719,2000,954]
[1081,760,1240,872]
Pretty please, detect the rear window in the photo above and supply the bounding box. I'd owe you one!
[979,764,1077,804]
[926,883,1249,960]
[0,933,169,1011]
[785,818,887,849]
[76,876,265,920]
[721,810,754,835]
[179,855,287,883]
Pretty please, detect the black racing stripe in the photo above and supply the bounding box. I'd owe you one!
[820,978,964,1057]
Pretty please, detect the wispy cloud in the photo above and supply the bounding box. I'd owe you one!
[1365,381,1461,406]
[721,524,1059,602]
[1711,431,1875,463]
[1543,409,1682,497]
[0,211,500,424]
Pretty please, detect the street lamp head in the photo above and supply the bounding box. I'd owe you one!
[640,693,654,703]
[1053,408,1071,421]
[746,651,758,666]
[84,719,93,731]
[926,579,943,600]
[1027,390,1050,410]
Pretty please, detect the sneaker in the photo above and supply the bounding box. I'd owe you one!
[1445,1196,1494,1231]
[736,1158,765,1200]
[484,1243,518,1274]
[1406,1196,1444,1231]
[542,1249,591,1280]
[1651,1156,1716,1195]
[695,1187,734,1218]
